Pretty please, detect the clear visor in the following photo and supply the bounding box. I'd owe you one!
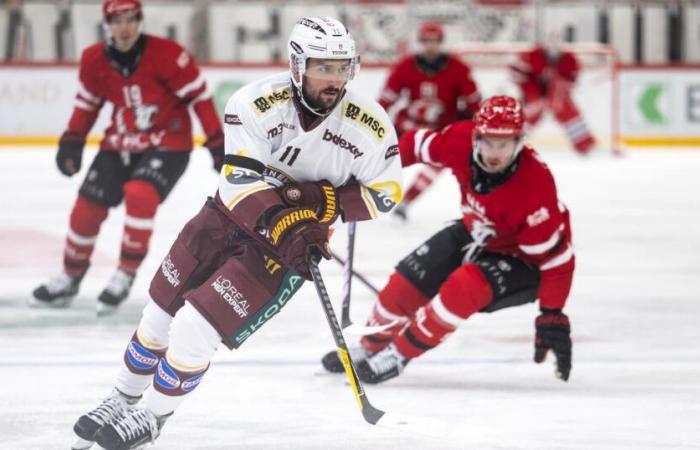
[303,57,360,82]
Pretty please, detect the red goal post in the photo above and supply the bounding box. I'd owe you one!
[452,42,621,154]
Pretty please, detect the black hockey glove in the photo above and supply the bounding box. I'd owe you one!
[534,308,572,381]
[278,180,340,225]
[204,131,225,172]
[56,131,86,177]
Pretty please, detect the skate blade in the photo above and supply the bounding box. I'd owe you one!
[71,436,95,450]
[27,295,74,309]
[96,302,119,317]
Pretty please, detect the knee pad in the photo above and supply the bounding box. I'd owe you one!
[437,264,493,320]
[167,302,221,371]
[378,272,430,318]
[69,195,108,236]
[123,180,160,218]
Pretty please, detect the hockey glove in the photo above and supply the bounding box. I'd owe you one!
[266,207,331,280]
[204,131,225,172]
[534,309,572,381]
[56,131,86,177]
[279,180,340,225]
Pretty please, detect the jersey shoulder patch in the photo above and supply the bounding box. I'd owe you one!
[341,99,389,143]
[250,86,292,116]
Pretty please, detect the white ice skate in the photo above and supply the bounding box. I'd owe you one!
[97,269,135,316]
[356,343,409,384]
[30,272,82,308]
[94,406,171,450]
[321,344,373,373]
[72,389,141,450]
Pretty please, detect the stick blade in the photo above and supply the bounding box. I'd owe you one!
[375,412,456,439]
[343,321,399,336]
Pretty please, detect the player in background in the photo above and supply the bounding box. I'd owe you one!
[322,96,574,385]
[71,16,402,450]
[378,21,481,220]
[510,43,596,154]
[30,0,224,315]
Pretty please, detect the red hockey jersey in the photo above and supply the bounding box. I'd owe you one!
[379,54,481,134]
[67,34,221,152]
[509,45,580,87]
[399,121,575,309]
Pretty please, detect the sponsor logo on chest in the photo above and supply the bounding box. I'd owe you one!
[343,101,386,143]
[322,129,363,159]
[252,87,291,115]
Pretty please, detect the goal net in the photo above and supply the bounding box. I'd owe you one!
[453,42,620,154]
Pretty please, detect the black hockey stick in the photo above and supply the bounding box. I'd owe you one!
[308,256,385,425]
[330,251,380,296]
[340,222,357,328]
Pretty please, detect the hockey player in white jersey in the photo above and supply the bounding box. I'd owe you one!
[71,16,403,450]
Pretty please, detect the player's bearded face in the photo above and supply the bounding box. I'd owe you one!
[477,136,519,173]
[301,58,351,111]
[107,11,142,52]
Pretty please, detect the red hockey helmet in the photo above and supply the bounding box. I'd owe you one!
[474,96,524,139]
[418,22,444,42]
[103,0,142,22]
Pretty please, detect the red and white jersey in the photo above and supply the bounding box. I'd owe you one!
[509,45,580,87]
[67,34,221,152]
[399,121,575,309]
[378,54,481,134]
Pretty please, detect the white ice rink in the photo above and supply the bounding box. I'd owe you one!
[1,146,699,450]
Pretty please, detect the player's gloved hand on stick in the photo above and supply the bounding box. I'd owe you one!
[279,180,340,225]
[266,206,331,280]
[534,308,572,381]
[204,131,225,172]
[56,131,86,177]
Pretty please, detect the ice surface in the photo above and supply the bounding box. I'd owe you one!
[1,147,699,449]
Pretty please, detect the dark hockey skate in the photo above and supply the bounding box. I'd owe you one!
[356,343,409,384]
[72,389,141,450]
[30,272,83,308]
[97,269,135,316]
[94,406,171,450]
[321,345,372,373]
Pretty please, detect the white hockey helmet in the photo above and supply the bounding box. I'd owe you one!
[287,17,360,91]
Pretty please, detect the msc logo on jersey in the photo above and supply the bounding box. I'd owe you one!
[343,101,386,143]
[252,87,291,116]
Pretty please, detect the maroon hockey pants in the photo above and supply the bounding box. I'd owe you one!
[148,198,305,349]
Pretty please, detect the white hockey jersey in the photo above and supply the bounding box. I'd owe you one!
[218,72,403,223]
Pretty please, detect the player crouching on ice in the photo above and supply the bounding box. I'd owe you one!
[70,16,403,450]
[322,96,575,384]
[30,0,225,315]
